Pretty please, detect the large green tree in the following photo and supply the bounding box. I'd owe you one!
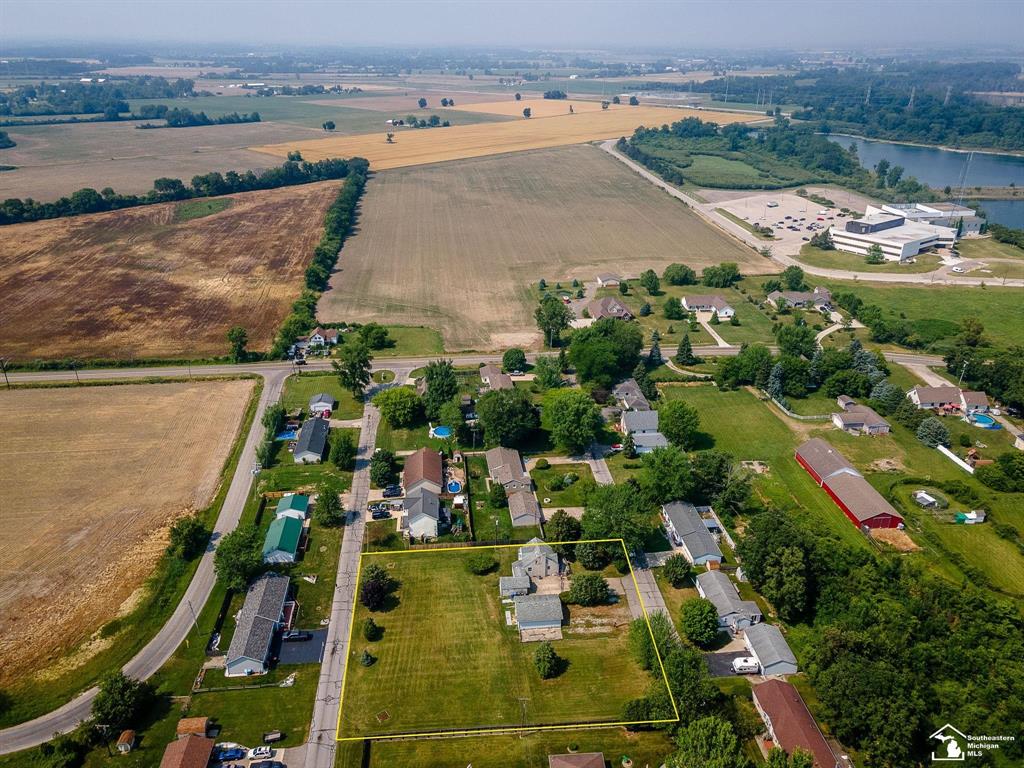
[91,671,153,731]
[569,318,643,388]
[535,294,573,347]
[476,387,538,447]
[680,598,721,648]
[333,341,373,399]
[373,386,422,428]
[638,445,694,505]
[227,326,248,363]
[543,389,602,454]
[659,399,702,449]
[581,483,653,552]
[669,715,749,768]
[213,526,263,591]
[422,359,458,419]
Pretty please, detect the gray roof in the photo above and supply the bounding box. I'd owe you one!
[226,574,289,666]
[405,487,441,522]
[485,446,528,486]
[833,404,889,429]
[622,410,659,433]
[508,491,542,526]
[308,393,336,409]
[612,379,650,411]
[663,502,722,561]
[696,570,760,622]
[514,593,563,624]
[795,438,858,482]
[512,537,558,577]
[633,431,669,449]
[499,575,531,592]
[745,623,797,672]
[295,417,329,457]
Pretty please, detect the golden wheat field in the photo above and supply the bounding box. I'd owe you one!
[0,379,254,686]
[251,105,753,170]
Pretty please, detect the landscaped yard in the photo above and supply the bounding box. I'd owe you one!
[530,461,595,508]
[372,325,445,357]
[797,244,942,273]
[282,372,363,420]
[466,455,540,542]
[337,547,663,737]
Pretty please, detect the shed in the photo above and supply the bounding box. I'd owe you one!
[499,575,531,597]
[308,393,337,416]
[293,417,329,464]
[662,502,722,566]
[262,516,303,563]
[549,753,606,768]
[275,494,310,521]
[744,623,798,676]
[175,716,211,737]
[514,593,563,630]
[752,680,838,768]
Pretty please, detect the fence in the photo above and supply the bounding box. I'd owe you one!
[769,396,831,421]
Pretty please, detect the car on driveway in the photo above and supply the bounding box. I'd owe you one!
[951,266,965,274]
[216,747,246,761]
[283,630,312,642]
[371,508,391,520]
[249,746,274,760]
[382,485,402,498]
[250,762,286,768]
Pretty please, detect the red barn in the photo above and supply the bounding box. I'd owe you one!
[795,439,904,530]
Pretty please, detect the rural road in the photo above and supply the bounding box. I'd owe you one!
[599,140,1024,289]
[0,347,955,754]
[0,367,290,755]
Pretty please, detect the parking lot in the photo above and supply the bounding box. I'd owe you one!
[714,192,849,255]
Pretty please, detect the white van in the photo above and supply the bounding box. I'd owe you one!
[731,656,760,674]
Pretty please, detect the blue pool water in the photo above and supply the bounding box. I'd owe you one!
[275,429,298,441]
[447,480,463,493]
[433,426,453,438]
[971,414,1000,429]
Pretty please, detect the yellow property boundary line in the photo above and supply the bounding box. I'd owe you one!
[335,538,680,742]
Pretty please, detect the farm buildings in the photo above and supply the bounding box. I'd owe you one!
[795,439,904,530]
[831,397,890,435]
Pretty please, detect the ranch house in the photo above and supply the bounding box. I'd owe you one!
[224,573,291,676]
[294,417,330,464]
[744,622,798,677]
[275,493,310,521]
[262,516,303,563]
[696,570,762,632]
[682,294,734,318]
[661,501,723,566]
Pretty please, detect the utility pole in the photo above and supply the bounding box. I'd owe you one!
[958,360,968,386]
[0,357,9,389]
[864,84,871,105]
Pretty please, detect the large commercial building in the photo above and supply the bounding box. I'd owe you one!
[828,207,957,262]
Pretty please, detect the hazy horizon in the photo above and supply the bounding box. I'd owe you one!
[3,0,1023,51]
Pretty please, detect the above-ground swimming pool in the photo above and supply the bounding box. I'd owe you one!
[432,425,453,438]
[971,414,1001,429]
[275,429,298,441]
[447,480,463,493]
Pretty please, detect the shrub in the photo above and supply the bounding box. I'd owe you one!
[466,551,497,575]
[360,649,376,666]
[917,417,950,448]
[535,458,550,470]
[363,617,382,641]
[489,482,508,508]
[662,554,692,588]
[534,641,562,679]
[680,598,720,648]
[566,573,610,606]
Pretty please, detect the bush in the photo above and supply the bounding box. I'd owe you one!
[167,515,208,560]
[566,573,610,606]
[363,617,383,641]
[330,430,357,470]
[534,641,562,679]
[917,417,950,448]
[489,482,508,508]
[958,433,973,448]
[575,541,609,569]
[314,480,345,527]
[370,449,399,487]
[466,551,497,575]
[662,554,692,588]
[360,649,376,666]
[503,347,527,372]
[535,457,550,470]
[680,598,720,648]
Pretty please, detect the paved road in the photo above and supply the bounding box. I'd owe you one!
[0,368,290,755]
[302,398,380,768]
[600,140,1024,288]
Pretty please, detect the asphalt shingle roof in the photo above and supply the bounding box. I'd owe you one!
[225,574,289,667]
[745,623,797,672]
[696,570,760,623]
[514,593,563,624]
[622,410,659,433]
[294,417,329,458]
[663,501,722,562]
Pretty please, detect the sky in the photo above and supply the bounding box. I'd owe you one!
[2,0,1023,50]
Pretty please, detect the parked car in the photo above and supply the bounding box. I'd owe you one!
[731,656,760,674]
[382,485,402,498]
[283,630,313,642]
[294,358,307,366]
[216,748,246,761]
[951,266,965,274]
[371,509,391,520]
[250,762,286,768]
[249,746,274,760]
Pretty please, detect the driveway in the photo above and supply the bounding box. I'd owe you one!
[705,651,753,678]
[275,630,328,666]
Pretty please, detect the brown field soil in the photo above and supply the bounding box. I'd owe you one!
[0,379,254,685]
[251,105,752,171]
[0,182,338,361]
[452,97,622,118]
[318,145,770,350]
[0,120,309,199]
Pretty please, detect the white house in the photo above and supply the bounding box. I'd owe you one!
[274,493,310,521]
[682,294,734,319]
[696,570,762,632]
[621,410,668,453]
[308,326,340,347]
[308,393,336,417]
[661,502,723,566]
[744,623,798,676]
[405,487,444,539]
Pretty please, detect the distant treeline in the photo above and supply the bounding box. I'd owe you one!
[136,107,261,128]
[0,76,196,117]
[0,156,367,226]
[543,90,568,99]
[272,163,369,357]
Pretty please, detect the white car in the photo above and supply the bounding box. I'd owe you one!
[951,266,965,274]
[249,746,274,760]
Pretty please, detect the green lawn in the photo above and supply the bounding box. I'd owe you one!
[819,280,1024,348]
[365,518,408,552]
[530,462,595,508]
[372,325,445,358]
[658,385,869,549]
[798,244,942,274]
[290,519,344,625]
[353,727,676,768]
[653,569,697,637]
[604,451,645,483]
[338,548,661,737]
[282,372,363,420]
[173,197,233,222]
[717,207,775,239]
[189,668,318,748]
[957,236,1024,262]
[375,416,450,453]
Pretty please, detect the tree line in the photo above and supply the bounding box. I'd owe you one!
[135,105,261,128]
[0,76,196,117]
[0,155,364,226]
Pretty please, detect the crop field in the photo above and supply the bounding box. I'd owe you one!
[0,182,338,361]
[451,97,621,118]
[318,145,768,350]
[0,379,254,688]
[251,105,751,170]
[338,545,663,738]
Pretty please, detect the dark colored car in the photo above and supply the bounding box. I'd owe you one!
[294,358,307,366]
[371,509,391,520]
[216,748,246,761]
[283,630,312,642]
[382,485,402,498]
[250,762,286,768]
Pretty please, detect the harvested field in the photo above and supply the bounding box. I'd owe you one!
[251,105,752,171]
[308,90,506,113]
[318,145,769,350]
[0,120,311,199]
[0,182,338,361]
[0,379,254,685]
[452,97,621,118]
